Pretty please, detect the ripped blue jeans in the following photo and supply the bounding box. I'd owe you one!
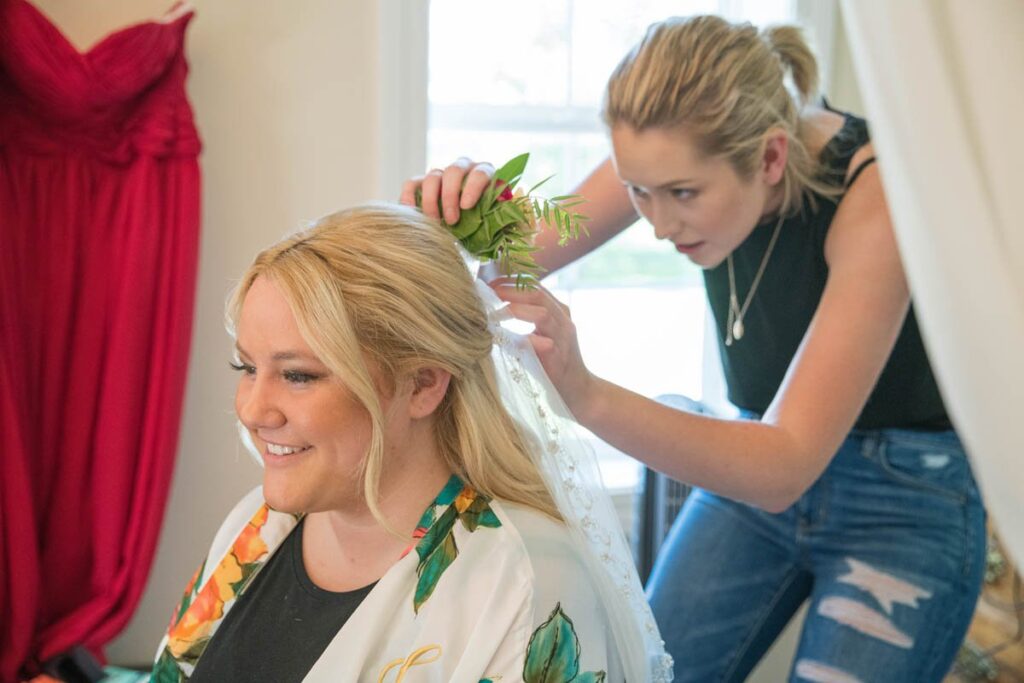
[646,410,986,682]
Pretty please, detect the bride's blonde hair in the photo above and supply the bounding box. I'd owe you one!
[227,203,559,526]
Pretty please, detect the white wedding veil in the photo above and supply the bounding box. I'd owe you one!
[465,249,674,683]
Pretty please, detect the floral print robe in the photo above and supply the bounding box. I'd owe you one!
[150,476,619,682]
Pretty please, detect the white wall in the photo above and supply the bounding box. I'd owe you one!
[29,0,396,664]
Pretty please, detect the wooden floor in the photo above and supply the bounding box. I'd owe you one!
[945,528,1024,682]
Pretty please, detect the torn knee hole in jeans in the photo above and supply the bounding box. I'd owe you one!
[837,558,933,614]
[794,659,865,683]
[817,597,914,648]
[816,557,934,649]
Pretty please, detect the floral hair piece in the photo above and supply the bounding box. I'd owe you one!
[416,153,588,289]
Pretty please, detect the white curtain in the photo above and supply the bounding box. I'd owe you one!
[841,0,1024,565]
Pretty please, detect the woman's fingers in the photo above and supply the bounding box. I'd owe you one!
[490,279,593,413]
[501,302,555,333]
[418,168,445,219]
[490,276,542,298]
[498,302,564,365]
[399,175,421,207]
[440,159,472,224]
[528,333,556,356]
[494,284,573,351]
[400,158,496,224]
[461,162,495,208]
[491,279,570,318]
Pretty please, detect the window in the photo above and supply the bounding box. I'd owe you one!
[426,0,797,547]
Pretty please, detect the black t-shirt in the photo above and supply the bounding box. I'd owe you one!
[189,517,376,682]
[703,105,951,430]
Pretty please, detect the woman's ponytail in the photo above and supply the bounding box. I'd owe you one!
[762,24,819,107]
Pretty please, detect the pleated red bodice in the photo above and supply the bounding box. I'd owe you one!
[0,0,200,161]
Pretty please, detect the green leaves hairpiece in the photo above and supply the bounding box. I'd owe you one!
[416,153,588,289]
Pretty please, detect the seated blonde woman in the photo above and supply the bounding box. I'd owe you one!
[150,204,670,682]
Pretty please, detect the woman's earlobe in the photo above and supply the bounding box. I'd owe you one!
[763,130,789,185]
[410,367,452,417]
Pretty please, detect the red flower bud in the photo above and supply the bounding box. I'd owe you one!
[495,180,514,202]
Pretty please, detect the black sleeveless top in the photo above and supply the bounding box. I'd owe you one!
[702,109,951,431]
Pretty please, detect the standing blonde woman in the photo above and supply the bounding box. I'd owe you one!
[151,205,670,682]
[406,15,986,681]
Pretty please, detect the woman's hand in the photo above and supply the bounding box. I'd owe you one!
[400,157,496,226]
[490,278,598,419]
[403,156,638,275]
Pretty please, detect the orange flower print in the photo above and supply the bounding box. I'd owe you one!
[165,551,244,657]
[183,563,202,595]
[166,580,224,657]
[454,486,476,513]
[213,553,243,600]
[157,504,300,677]
[232,505,270,564]
[167,563,204,630]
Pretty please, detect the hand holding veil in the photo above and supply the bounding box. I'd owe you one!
[465,250,674,683]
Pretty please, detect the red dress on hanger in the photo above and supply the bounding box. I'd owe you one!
[0,0,200,678]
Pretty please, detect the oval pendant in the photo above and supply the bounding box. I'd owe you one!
[732,318,744,341]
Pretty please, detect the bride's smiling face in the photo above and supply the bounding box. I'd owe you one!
[232,275,376,514]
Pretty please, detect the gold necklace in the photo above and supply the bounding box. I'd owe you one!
[725,214,785,346]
